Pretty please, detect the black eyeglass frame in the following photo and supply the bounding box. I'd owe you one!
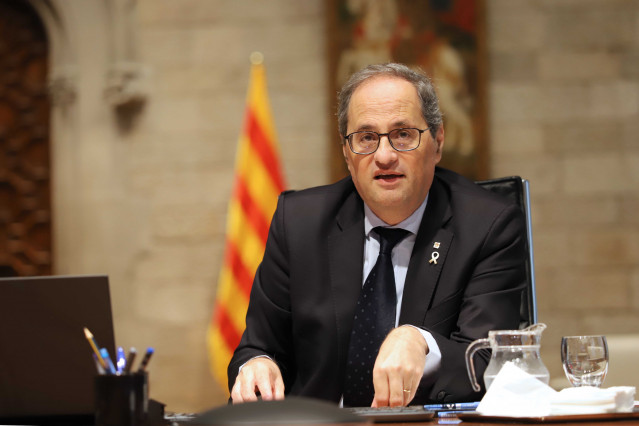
[343,127,429,155]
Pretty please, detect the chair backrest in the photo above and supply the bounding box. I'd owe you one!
[475,176,538,328]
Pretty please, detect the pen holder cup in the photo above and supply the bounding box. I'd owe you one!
[95,372,149,426]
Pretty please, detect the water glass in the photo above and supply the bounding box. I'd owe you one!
[561,335,608,387]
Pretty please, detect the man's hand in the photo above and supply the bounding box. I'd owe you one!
[371,325,428,407]
[230,357,285,404]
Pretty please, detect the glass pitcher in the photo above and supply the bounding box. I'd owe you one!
[465,323,550,392]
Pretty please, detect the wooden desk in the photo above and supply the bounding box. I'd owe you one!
[250,419,639,426]
[427,412,639,425]
[166,402,639,425]
[172,415,639,425]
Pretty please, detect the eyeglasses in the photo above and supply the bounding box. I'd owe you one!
[343,128,428,155]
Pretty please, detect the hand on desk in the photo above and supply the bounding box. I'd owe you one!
[372,325,428,408]
[231,357,284,404]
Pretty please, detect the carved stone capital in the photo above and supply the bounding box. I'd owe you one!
[104,61,149,107]
[48,67,77,106]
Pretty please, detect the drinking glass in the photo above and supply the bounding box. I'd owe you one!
[561,335,608,387]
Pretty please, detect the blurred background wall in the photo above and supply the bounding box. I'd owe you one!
[2,0,638,412]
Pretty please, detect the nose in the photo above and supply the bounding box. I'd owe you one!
[373,135,398,164]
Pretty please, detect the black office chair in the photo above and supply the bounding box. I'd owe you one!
[475,176,538,328]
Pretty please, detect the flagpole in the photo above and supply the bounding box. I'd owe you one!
[250,51,264,65]
[207,53,286,394]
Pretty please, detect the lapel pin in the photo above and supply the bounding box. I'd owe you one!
[433,242,441,249]
[429,251,440,265]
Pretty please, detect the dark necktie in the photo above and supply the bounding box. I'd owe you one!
[343,226,410,407]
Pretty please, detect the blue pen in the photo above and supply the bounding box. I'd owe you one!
[92,353,106,375]
[424,401,480,411]
[100,348,117,374]
[116,346,126,374]
[137,347,154,372]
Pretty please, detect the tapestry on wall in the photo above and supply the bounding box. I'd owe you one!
[327,0,487,181]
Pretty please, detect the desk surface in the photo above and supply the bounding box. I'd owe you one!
[7,413,639,426]
[417,412,639,425]
[341,417,639,425]
[430,422,639,425]
[169,413,639,426]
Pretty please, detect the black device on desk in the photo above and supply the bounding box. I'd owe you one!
[188,397,363,425]
[0,275,116,425]
[346,406,435,422]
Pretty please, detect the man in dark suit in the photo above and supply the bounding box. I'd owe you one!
[229,63,526,407]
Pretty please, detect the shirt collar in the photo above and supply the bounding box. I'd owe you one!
[364,194,429,237]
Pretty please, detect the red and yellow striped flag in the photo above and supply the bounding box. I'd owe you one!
[207,54,286,391]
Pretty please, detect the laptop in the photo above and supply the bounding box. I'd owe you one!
[0,274,115,424]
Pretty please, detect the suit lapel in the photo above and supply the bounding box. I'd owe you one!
[399,177,454,326]
[328,190,365,371]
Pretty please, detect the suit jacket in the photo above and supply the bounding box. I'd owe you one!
[228,167,526,403]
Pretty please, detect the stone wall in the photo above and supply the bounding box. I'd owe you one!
[124,0,329,411]
[44,0,639,413]
[487,0,639,386]
[46,0,329,412]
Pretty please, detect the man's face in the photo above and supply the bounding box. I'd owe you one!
[343,76,444,225]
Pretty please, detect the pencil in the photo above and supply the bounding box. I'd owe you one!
[84,327,108,370]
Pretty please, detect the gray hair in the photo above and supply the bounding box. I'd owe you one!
[337,63,442,140]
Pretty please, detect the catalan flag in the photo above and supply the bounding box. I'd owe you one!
[207,54,286,391]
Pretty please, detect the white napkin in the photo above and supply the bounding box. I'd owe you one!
[476,362,636,417]
[550,386,635,414]
[476,362,555,417]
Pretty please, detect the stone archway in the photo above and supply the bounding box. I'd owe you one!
[0,0,52,276]
[13,0,148,276]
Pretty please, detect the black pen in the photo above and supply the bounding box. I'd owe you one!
[123,347,137,374]
[137,347,154,373]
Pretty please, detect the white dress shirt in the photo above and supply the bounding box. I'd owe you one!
[363,195,442,379]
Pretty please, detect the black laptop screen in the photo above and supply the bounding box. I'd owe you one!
[0,275,115,419]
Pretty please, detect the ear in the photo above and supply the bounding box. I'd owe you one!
[431,125,444,165]
[435,126,445,155]
[342,142,350,165]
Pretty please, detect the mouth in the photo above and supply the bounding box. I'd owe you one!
[374,173,404,182]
